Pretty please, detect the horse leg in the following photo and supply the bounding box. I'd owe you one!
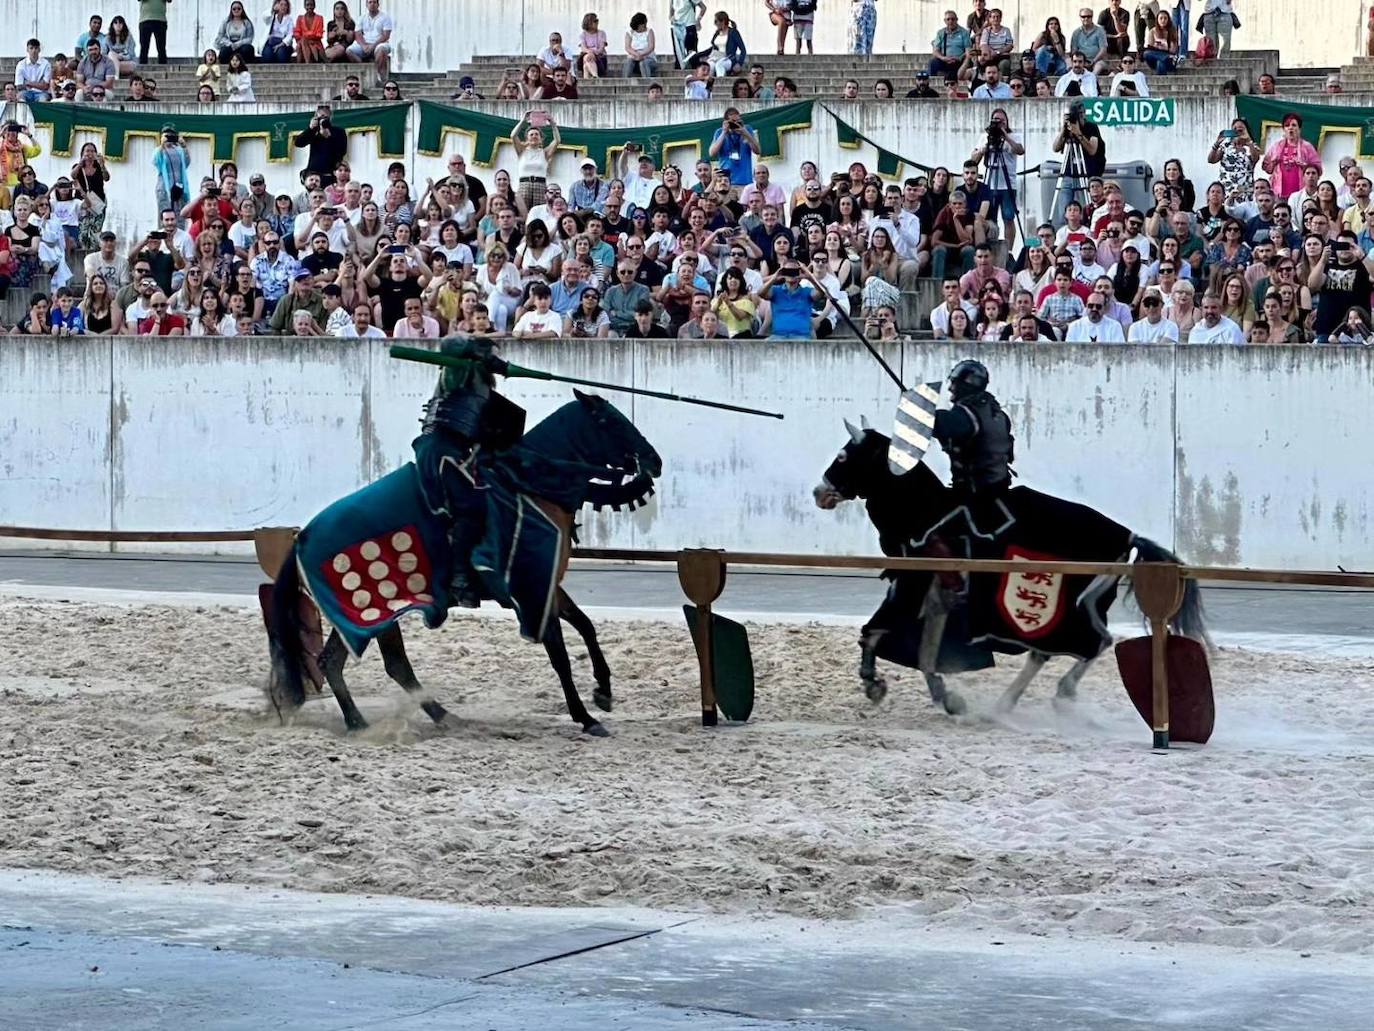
[1052,657,1092,710]
[994,651,1049,714]
[557,587,613,713]
[543,617,607,737]
[918,582,967,716]
[376,623,449,724]
[859,630,888,702]
[320,629,368,731]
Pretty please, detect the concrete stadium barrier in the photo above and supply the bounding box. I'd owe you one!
[2,337,1371,569]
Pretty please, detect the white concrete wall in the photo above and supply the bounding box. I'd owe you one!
[25,96,1362,250]
[0,0,1347,70]
[3,338,1372,571]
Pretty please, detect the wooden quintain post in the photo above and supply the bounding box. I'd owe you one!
[1130,562,1186,751]
[678,548,728,727]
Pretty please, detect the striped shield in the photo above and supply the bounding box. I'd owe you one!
[888,382,943,476]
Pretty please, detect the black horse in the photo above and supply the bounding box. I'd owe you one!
[814,420,1209,713]
[267,393,662,737]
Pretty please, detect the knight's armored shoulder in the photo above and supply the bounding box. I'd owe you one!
[438,335,495,361]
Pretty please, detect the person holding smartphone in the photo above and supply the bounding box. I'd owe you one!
[1208,117,1262,204]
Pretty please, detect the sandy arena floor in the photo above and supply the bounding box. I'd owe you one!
[1,599,1371,956]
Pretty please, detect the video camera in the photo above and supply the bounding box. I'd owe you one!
[1064,101,1087,127]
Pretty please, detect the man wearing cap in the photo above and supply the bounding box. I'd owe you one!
[1128,290,1179,342]
[75,38,116,95]
[251,231,302,315]
[300,230,344,283]
[451,75,483,100]
[569,158,610,214]
[56,80,79,102]
[14,39,53,104]
[619,149,661,213]
[270,268,327,333]
[84,231,130,290]
[244,172,273,220]
[905,70,939,98]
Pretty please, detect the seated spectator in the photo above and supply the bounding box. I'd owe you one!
[537,33,574,77]
[393,295,440,338]
[347,0,394,81]
[1064,290,1125,341]
[294,0,326,63]
[684,63,712,99]
[197,49,223,90]
[15,39,53,104]
[451,75,483,101]
[1143,9,1178,74]
[713,266,758,337]
[569,287,611,337]
[1128,290,1180,342]
[1109,54,1149,97]
[1187,291,1244,343]
[761,262,829,339]
[76,38,116,95]
[929,10,973,83]
[262,0,295,63]
[624,11,658,77]
[691,10,746,77]
[49,286,85,335]
[1055,50,1099,96]
[578,13,609,77]
[905,70,940,98]
[216,2,256,64]
[540,66,579,99]
[75,15,107,56]
[138,292,187,335]
[512,282,564,338]
[973,7,1014,77]
[340,301,386,337]
[1070,7,1109,74]
[325,2,356,62]
[12,292,50,335]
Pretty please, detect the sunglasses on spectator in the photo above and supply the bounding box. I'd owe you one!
[617,269,634,276]
[264,237,280,244]
[1086,302,1103,310]
[626,243,643,250]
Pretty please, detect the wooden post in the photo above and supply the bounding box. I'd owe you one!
[677,548,728,727]
[253,526,299,579]
[1130,562,1186,751]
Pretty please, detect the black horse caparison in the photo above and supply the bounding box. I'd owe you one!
[266,393,663,737]
[814,421,1209,712]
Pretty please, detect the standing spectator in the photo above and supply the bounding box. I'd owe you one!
[578,13,609,78]
[325,2,356,62]
[138,0,171,65]
[151,128,190,222]
[624,12,658,77]
[709,108,762,188]
[1261,114,1321,201]
[1070,7,1110,75]
[1133,1,1160,54]
[106,17,139,74]
[510,113,560,216]
[1098,0,1131,60]
[262,0,296,62]
[294,105,348,188]
[670,0,707,68]
[929,10,973,83]
[788,0,818,56]
[849,0,878,55]
[1201,0,1235,56]
[765,0,790,56]
[294,0,326,63]
[14,40,52,104]
[225,52,254,101]
[348,0,393,83]
[1174,0,1192,56]
[216,3,256,64]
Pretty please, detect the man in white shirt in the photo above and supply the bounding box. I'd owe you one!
[14,39,52,104]
[620,152,660,215]
[1127,291,1179,342]
[1054,51,1100,97]
[1065,291,1126,342]
[929,277,978,334]
[1108,54,1149,97]
[715,245,763,293]
[1072,239,1108,288]
[1186,291,1244,343]
[340,303,387,338]
[347,0,394,83]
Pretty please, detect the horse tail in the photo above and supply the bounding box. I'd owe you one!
[1128,536,1213,651]
[267,543,308,715]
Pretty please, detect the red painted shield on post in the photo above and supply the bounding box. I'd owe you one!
[1114,635,1215,744]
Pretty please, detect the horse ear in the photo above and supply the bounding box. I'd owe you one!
[844,418,864,443]
[573,388,591,404]
[860,415,872,431]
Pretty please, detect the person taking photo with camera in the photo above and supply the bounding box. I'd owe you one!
[969,107,1025,248]
[294,104,348,188]
[709,107,762,188]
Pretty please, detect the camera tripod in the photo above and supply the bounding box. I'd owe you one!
[1051,133,1091,226]
[982,138,1026,251]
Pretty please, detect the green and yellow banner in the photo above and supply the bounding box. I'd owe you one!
[415,99,814,169]
[29,102,411,162]
[1236,96,1374,158]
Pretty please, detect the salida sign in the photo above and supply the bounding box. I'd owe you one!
[1082,98,1177,127]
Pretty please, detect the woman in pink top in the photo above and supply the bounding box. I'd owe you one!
[579,13,609,77]
[1261,113,1322,198]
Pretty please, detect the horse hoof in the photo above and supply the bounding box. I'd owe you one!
[864,678,888,703]
[943,692,968,716]
[583,721,610,738]
[593,689,613,713]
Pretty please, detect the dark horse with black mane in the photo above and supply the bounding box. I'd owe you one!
[266,392,661,737]
[814,420,1209,714]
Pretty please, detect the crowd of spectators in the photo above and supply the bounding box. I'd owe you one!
[2,1,1369,343]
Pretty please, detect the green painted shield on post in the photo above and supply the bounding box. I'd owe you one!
[1082,98,1177,127]
[683,605,756,723]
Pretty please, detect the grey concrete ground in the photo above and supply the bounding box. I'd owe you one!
[2,871,1370,1031]
[3,550,1374,645]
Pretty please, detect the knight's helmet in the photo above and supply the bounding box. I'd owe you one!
[948,358,989,401]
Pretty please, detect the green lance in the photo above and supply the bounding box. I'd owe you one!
[389,345,785,420]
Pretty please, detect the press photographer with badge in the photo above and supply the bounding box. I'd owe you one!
[968,107,1025,249]
[709,107,762,187]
